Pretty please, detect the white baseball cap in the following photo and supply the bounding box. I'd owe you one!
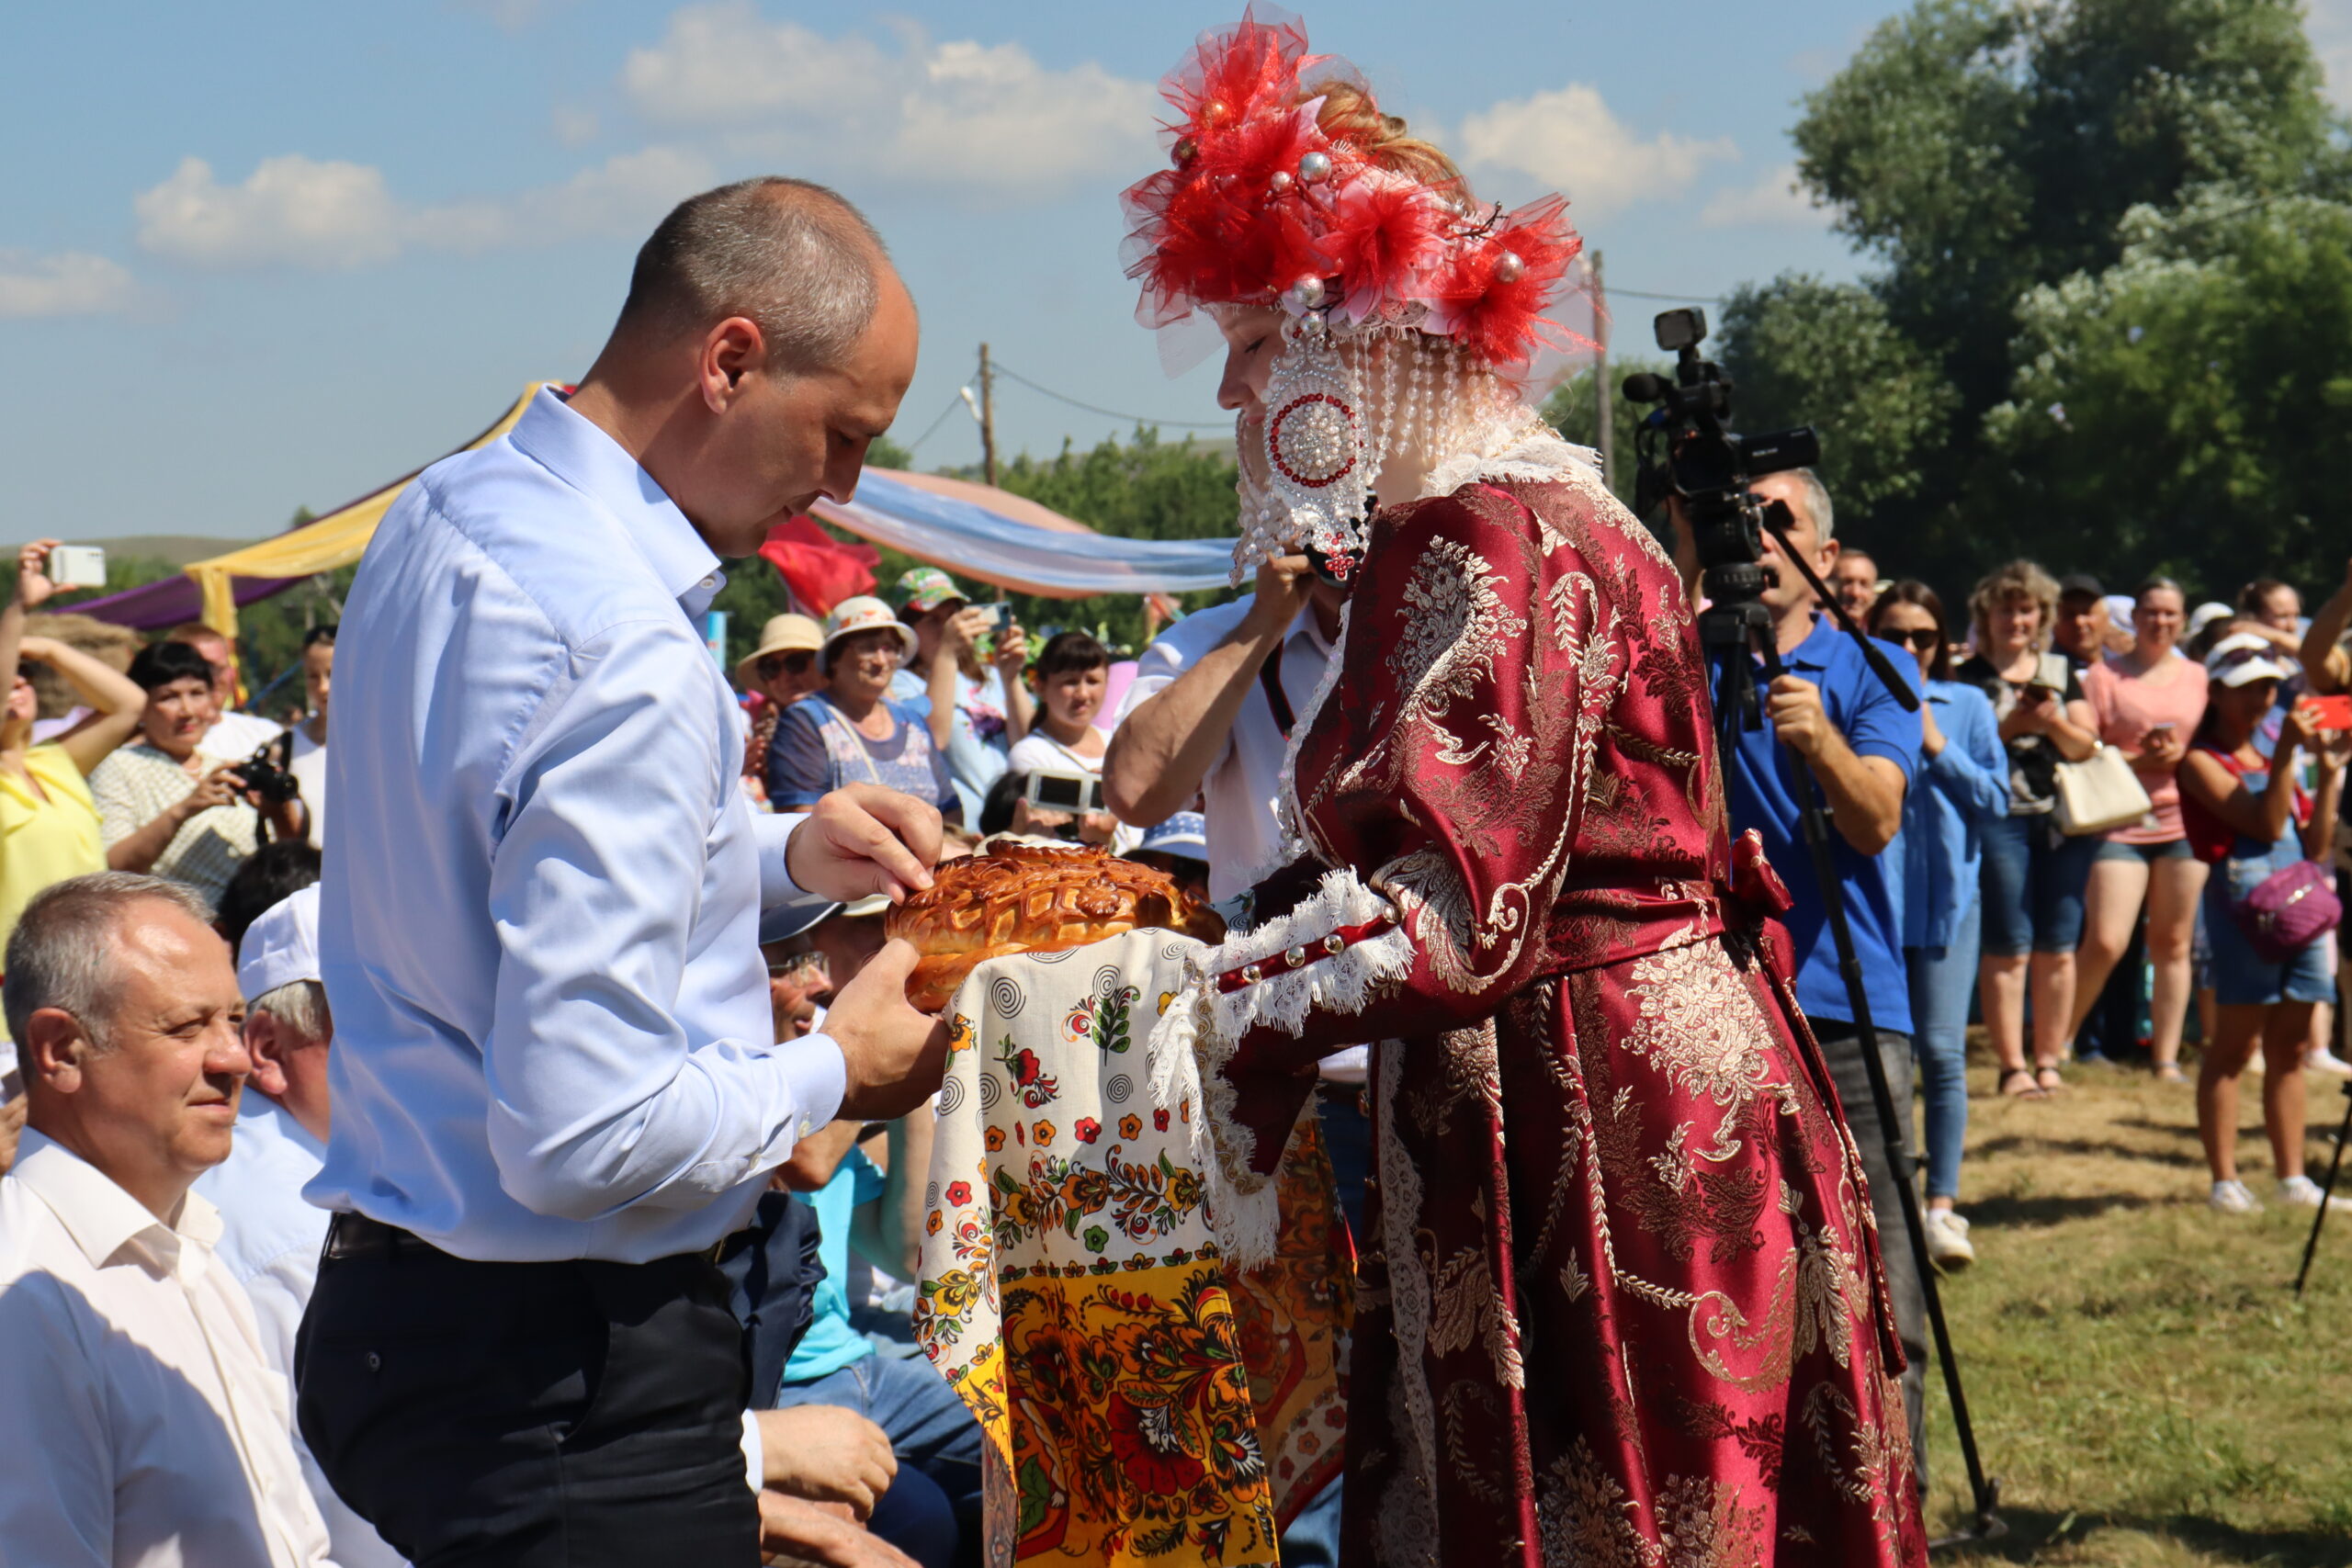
[2203,632,2289,688]
[238,884,322,1001]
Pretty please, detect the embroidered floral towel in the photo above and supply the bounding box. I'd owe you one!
[912,931,1348,1568]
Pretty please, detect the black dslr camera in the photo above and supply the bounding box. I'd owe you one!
[236,736,302,808]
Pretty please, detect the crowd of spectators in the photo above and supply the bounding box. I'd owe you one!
[1,492,2346,1566]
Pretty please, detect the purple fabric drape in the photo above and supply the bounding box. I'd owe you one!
[66,572,310,632]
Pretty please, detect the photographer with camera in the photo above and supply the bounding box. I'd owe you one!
[1667,463,1929,1488]
[89,641,307,905]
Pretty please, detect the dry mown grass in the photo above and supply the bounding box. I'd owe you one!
[1921,1039,2352,1565]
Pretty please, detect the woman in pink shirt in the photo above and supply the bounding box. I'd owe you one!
[2070,578,2210,1080]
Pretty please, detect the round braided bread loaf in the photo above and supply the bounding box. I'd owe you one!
[885,841,1226,1011]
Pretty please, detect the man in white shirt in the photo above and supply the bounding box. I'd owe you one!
[300,177,945,1567]
[195,884,403,1568]
[0,872,334,1566]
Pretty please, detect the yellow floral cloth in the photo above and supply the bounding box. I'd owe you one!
[913,930,1348,1568]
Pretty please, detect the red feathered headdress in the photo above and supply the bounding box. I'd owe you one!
[1120,5,1586,375]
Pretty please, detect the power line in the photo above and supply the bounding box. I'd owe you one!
[989,362,1232,431]
[1605,286,1725,304]
[901,386,972,456]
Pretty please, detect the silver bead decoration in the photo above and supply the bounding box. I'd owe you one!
[1283,275,1328,311]
[1268,170,1294,195]
[1240,964,1263,986]
[1494,249,1526,283]
[1284,945,1308,969]
[1322,933,1346,954]
[1297,150,1332,185]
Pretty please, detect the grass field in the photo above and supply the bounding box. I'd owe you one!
[1920,1040,2352,1566]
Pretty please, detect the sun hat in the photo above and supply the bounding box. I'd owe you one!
[891,567,968,617]
[1135,812,1207,861]
[820,595,920,668]
[2187,602,2235,641]
[2203,632,2289,688]
[238,885,322,1002]
[733,613,824,688]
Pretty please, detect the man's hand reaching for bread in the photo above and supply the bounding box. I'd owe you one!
[787,785,943,906]
[826,939,952,1121]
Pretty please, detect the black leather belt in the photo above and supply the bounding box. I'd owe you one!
[323,1212,741,1266]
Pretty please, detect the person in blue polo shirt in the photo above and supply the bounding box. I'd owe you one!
[1669,467,1928,1494]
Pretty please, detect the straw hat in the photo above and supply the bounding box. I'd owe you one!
[734,613,824,688]
[821,595,920,669]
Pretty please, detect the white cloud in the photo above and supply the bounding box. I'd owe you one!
[621,2,1157,197]
[0,251,136,318]
[1456,84,1736,218]
[136,154,403,268]
[133,148,714,270]
[1699,164,1827,229]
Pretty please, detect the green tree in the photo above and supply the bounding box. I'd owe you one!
[1716,275,1959,554]
[1541,356,1668,514]
[1982,191,2352,593]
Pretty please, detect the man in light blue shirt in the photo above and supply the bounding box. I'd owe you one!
[298,177,948,1567]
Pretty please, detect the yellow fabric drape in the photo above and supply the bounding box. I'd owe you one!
[187,382,553,638]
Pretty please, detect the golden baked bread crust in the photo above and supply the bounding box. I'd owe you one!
[886,842,1225,1010]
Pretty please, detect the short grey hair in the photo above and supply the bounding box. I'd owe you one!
[1783,467,1836,541]
[4,874,214,1048]
[250,979,331,1047]
[616,177,891,374]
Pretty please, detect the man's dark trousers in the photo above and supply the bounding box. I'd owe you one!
[1811,1021,1928,1495]
[298,1217,758,1566]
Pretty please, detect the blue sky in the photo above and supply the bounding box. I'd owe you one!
[5,0,2345,543]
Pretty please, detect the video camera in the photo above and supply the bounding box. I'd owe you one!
[1623,308,1818,596]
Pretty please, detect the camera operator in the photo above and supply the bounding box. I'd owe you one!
[1668,468,1929,1488]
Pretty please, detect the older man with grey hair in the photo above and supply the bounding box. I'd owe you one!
[300,177,947,1565]
[0,872,335,1566]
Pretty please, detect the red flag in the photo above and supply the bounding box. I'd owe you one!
[758,516,878,617]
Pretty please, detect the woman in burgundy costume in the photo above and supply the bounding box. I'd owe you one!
[1127,11,1928,1564]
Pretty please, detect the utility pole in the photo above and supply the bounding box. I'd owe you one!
[977,342,1000,490]
[1590,250,1614,498]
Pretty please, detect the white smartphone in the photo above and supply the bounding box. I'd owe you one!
[47,545,107,590]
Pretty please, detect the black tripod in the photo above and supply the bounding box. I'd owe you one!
[2293,1076,2352,1295]
[1703,523,2006,1546]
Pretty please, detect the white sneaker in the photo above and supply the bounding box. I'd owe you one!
[2277,1175,2352,1212]
[1924,1209,1974,1270]
[2209,1179,2262,1213]
[2304,1048,2352,1078]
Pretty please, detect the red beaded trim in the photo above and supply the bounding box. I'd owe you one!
[1266,391,1358,489]
[1215,915,1396,993]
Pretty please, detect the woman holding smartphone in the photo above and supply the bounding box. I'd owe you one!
[1959,561,2103,1097]
[2071,577,2210,1082]
[2177,637,2350,1212]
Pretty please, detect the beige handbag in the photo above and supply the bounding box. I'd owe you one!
[2053,744,2153,836]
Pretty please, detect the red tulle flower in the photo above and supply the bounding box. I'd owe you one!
[1418,196,1588,371]
[1317,170,1448,323]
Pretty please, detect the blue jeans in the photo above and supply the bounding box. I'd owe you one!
[777,1349,985,1568]
[1978,813,2098,955]
[1905,894,1980,1201]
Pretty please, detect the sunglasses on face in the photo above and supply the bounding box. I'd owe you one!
[767,949,830,987]
[1883,627,1940,652]
[757,651,816,682]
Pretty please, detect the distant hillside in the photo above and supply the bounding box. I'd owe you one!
[76,535,260,569]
